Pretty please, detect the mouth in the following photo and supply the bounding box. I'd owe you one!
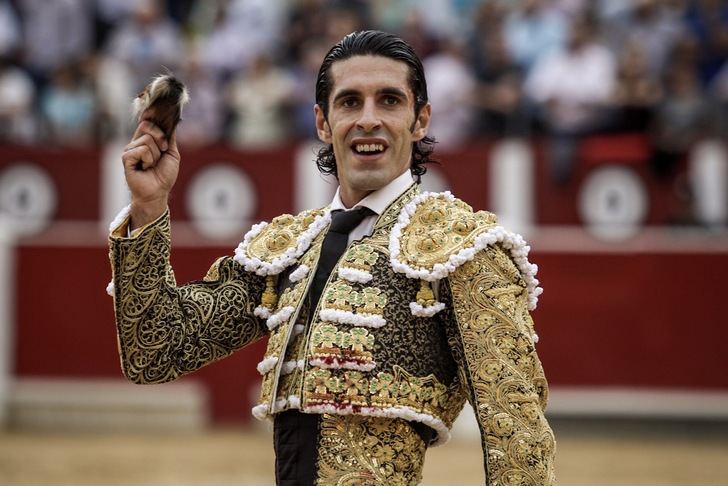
[350,139,388,160]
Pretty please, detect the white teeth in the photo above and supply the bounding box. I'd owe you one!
[355,144,384,153]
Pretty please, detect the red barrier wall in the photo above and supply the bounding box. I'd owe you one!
[14,242,728,422]
[0,146,101,220]
[7,136,726,423]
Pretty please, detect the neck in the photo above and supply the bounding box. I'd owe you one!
[339,187,373,209]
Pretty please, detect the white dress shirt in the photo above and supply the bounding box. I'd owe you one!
[329,170,415,244]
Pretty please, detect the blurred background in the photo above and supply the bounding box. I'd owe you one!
[1,0,727,484]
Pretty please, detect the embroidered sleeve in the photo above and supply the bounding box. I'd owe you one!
[445,244,556,485]
[108,210,267,384]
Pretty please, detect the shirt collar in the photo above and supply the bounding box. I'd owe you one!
[330,170,414,215]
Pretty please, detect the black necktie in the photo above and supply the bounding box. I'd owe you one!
[309,207,373,313]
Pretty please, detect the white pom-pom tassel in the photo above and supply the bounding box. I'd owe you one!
[409,301,446,317]
[254,306,272,319]
[338,266,373,283]
[256,356,279,375]
[289,264,310,283]
[266,306,295,330]
[252,403,269,420]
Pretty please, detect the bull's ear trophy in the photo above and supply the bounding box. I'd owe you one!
[133,73,189,138]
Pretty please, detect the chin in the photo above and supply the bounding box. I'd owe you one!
[348,171,391,193]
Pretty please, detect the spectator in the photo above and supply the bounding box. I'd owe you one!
[504,0,568,73]
[17,0,94,83]
[709,58,728,136]
[196,0,286,73]
[0,0,20,57]
[371,0,466,40]
[40,62,97,146]
[651,61,712,178]
[94,54,136,140]
[94,0,139,49]
[0,57,37,143]
[611,41,662,131]
[191,2,254,81]
[424,39,476,149]
[684,0,728,85]
[526,14,617,183]
[175,54,226,147]
[286,0,328,63]
[105,0,182,90]
[289,39,329,140]
[228,53,295,148]
[322,4,368,48]
[470,27,532,138]
[397,10,438,60]
[605,0,685,79]
[228,0,287,47]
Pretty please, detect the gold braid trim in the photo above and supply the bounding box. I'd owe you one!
[109,211,267,384]
[447,245,556,485]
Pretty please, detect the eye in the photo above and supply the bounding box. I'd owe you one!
[341,97,359,108]
[382,95,399,106]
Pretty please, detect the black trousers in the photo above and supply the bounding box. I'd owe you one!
[273,410,435,485]
[274,410,320,485]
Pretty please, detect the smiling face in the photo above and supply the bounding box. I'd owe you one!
[315,55,431,207]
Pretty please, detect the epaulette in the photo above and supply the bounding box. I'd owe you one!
[234,207,330,317]
[234,208,330,276]
[389,192,542,315]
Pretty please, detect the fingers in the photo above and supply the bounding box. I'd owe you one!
[122,144,156,171]
[131,119,169,152]
[124,120,169,171]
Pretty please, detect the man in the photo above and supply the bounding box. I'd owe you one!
[108,30,556,485]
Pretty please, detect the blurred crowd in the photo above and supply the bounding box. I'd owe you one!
[1,0,727,181]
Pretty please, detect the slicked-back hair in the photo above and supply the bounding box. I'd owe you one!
[314,30,437,181]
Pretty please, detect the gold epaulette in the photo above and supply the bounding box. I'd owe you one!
[390,191,542,312]
[234,207,329,276]
[393,192,498,275]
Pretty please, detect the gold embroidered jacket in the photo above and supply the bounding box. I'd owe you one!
[108,184,556,485]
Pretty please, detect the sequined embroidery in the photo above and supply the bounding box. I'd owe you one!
[447,246,556,485]
[315,413,426,485]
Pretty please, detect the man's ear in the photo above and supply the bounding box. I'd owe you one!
[411,102,431,142]
[314,104,332,144]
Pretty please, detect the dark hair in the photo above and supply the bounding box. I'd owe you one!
[314,30,437,182]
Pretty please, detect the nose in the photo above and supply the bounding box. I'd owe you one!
[356,99,381,132]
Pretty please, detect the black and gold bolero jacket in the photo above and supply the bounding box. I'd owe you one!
[108,184,556,485]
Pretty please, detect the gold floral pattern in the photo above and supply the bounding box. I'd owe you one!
[322,283,388,315]
[342,244,379,271]
[447,245,556,485]
[303,365,450,418]
[397,195,497,269]
[316,414,426,485]
[310,324,376,368]
[245,210,323,263]
[109,211,267,384]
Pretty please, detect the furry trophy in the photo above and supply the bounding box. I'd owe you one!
[132,73,189,138]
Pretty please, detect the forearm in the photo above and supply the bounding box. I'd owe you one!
[446,246,555,485]
[109,210,267,383]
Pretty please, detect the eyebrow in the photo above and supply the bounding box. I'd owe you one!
[332,87,408,104]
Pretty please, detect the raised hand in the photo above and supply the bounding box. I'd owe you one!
[122,116,180,229]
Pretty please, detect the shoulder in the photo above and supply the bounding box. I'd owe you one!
[389,191,542,310]
[389,191,497,280]
[233,207,330,276]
